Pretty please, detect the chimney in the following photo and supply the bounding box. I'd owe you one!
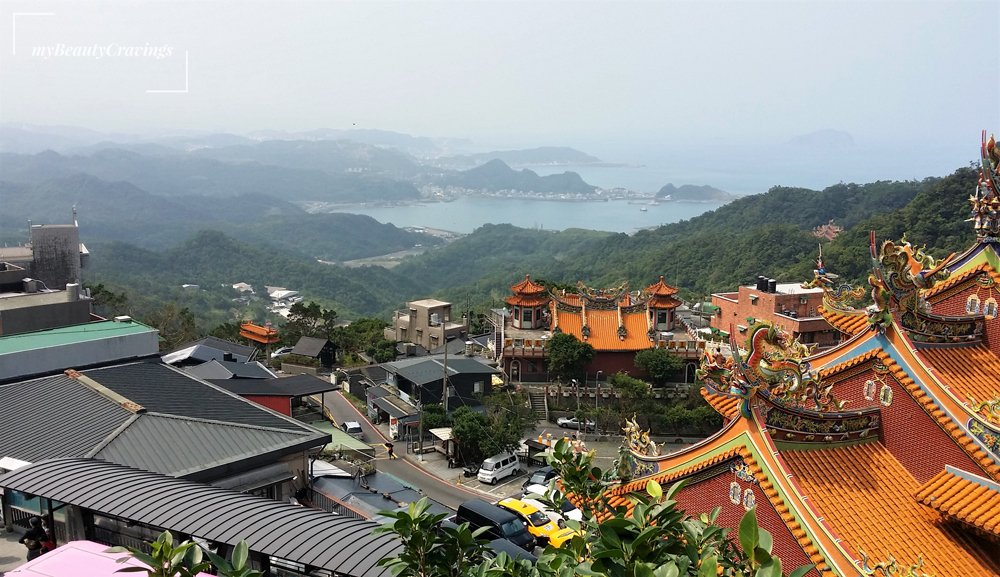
[223,352,235,362]
[465,340,474,356]
[767,279,777,293]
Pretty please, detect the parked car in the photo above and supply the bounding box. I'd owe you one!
[270,346,295,359]
[477,452,520,485]
[456,499,535,551]
[485,538,537,564]
[497,498,578,548]
[556,416,595,431]
[521,466,558,491]
[523,483,583,524]
[340,421,364,440]
[519,497,567,528]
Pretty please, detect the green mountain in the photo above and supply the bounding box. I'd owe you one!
[0,174,437,260]
[0,149,419,203]
[657,183,737,202]
[443,159,597,194]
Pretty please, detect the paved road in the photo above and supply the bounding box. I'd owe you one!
[318,390,522,510]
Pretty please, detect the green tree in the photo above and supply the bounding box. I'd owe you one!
[210,321,244,343]
[545,332,594,382]
[110,531,262,577]
[281,301,338,345]
[422,403,451,430]
[86,282,131,318]
[634,348,684,386]
[144,303,199,351]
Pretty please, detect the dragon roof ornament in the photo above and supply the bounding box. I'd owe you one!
[969,131,1000,241]
[802,244,867,313]
[697,321,846,419]
[867,232,953,329]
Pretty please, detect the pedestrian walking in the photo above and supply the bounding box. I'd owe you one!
[385,442,396,459]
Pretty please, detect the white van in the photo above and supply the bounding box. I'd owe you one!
[477,452,520,485]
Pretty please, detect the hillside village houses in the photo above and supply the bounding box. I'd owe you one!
[0,221,396,577]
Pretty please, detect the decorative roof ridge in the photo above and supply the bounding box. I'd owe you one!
[701,387,740,419]
[875,349,1000,480]
[734,439,832,574]
[644,275,679,296]
[817,304,870,336]
[817,348,881,379]
[923,262,994,299]
[626,414,749,467]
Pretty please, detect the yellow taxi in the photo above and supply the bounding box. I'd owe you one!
[497,497,578,548]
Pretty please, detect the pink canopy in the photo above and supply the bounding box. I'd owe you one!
[8,540,213,577]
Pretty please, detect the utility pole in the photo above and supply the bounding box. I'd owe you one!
[443,340,449,413]
[417,380,424,461]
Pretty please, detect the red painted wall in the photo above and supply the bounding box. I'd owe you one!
[243,395,292,416]
[931,282,1000,357]
[675,469,818,576]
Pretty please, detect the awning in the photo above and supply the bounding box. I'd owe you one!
[211,462,294,492]
[429,428,453,442]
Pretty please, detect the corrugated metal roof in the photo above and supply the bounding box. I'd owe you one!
[83,362,306,431]
[0,373,133,461]
[184,359,275,380]
[388,357,498,386]
[0,320,156,354]
[92,413,324,478]
[0,459,399,577]
[211,374,338,397]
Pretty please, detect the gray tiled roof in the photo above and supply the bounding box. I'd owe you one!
[184,359,275,380]
[92,413,325,478]
[0,362,329,479]
[0,373,133,462]
[83,361,304,431]
[0,458,398,577]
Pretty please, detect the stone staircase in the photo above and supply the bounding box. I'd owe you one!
[528,390,548,421]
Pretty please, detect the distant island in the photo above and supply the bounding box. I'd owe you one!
[441,159,597,195]
[657,183,737,203]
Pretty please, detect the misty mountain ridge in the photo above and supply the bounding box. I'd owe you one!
[657,183,737,202]
[446,159,597,194]
[434,146,603,168]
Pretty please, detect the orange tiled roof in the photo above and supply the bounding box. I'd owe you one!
[783,442,999,576]
[602,445,830,573]
[818,305,869,336]
[510,274,546,295]
[701,388,740,419]
[645,275,679,297]
[554,307,652,351]
[923,262,998,299]
[916,344,1000,407]
[875,350,1000,480]
[506,294,549,307]
[915,467,1000,536]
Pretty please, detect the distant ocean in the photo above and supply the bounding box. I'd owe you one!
[323,196,725,235]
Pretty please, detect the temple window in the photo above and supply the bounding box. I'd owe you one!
[967,295,981,315]
[513,308,521,321]
[523,309,533,323]
[985,297,998,319]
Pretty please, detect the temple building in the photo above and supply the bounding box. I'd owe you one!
[496,274,698,382]
[604,133,1000,576]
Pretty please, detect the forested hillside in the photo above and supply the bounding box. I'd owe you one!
[64,166,981,334]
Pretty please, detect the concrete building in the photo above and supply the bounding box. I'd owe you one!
[384,298,468,350]
[709,276,839,348]
[0,222,89,291]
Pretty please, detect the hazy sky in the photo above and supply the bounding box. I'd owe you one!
[1,0,998,156]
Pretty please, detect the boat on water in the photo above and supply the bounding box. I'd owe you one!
[640,207,648,212]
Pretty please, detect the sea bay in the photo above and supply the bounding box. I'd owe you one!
[317,196,726,235]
